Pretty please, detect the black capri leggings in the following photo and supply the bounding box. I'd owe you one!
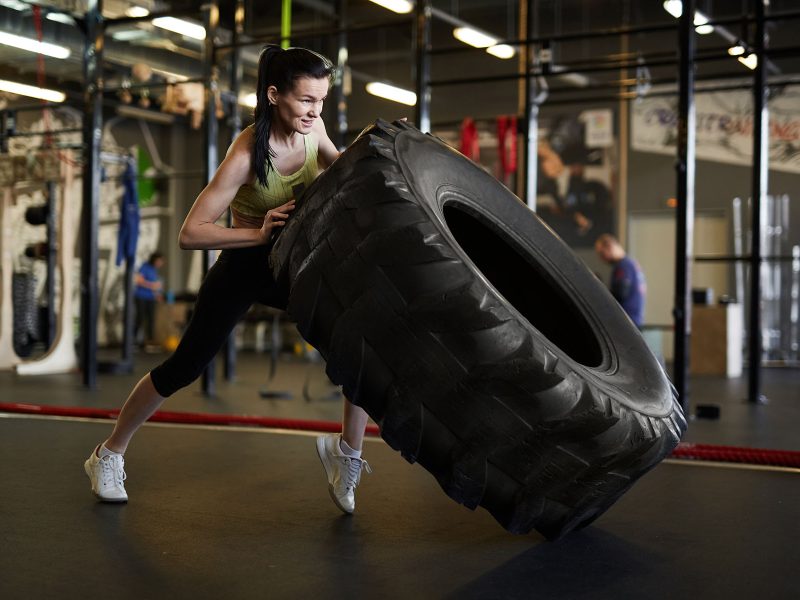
[150,244,285,398]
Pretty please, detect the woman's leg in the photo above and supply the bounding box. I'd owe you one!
[103,373,163,454]
[341,399,369,451]
[101,248,263,454]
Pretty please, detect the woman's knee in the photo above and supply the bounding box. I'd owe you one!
[150,359,206,398]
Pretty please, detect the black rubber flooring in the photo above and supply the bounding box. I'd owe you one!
[1,415,797,600]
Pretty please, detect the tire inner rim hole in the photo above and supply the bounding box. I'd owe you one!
[443,204,604,368]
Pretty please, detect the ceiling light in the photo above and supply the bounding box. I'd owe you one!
[126,6,150,18]
[693,11,714,35]
[46,13,75,25]
[453,27,497,48]
[663,0,682,19]
[728,44,746,56]
[367,0,413,14]
[662,2,714,34]
[366,82,416,106]
[0,1,28,10]
[0,31,71,59]
[738,53,757,70]
[151,17,206,41]
[487,44,515,59]
[240,93,257,108]
[0,79,66,102]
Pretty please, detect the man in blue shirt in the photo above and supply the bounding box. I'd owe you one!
[595,234,646,328]
[134,252,164,348]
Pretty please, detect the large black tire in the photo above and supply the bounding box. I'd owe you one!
[271,119,686,540]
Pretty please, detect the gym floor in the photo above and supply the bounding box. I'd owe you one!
[1,352,798,599]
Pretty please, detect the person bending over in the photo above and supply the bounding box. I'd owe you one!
[594,233,647,328]
[85,45,371,515]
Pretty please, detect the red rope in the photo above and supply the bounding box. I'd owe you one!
[671,443,800,468]
[2,402,799,467]
[0,402,382,437]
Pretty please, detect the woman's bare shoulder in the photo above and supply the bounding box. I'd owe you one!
[229,125,255,156]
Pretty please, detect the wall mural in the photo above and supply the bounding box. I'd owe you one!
[632,84,800,173]
[536,109,617,248]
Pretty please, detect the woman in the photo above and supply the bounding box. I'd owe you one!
[85,46,371,515]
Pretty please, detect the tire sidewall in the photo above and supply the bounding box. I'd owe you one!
[393,128,672,417]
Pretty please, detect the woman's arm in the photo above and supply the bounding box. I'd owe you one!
[178,128,294,250]
[313,117,341,169]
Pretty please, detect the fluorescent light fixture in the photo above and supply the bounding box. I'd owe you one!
[662,2,714,34]
[0,1,28,10]
[728,44,746,56]
[663,0,682,19]
[366,82,417,106]
[487,44,515,59]
[241,93,258,108]
[693,11,714,35]
[152,17,206,40]
[126,6,150,18]
[0,79,66,102]
[0,31,71,59]
[453,27,497,48]
[46,13,75,25]
[738,53,757,70]
[367,0,413,14]
[453,27,515,59]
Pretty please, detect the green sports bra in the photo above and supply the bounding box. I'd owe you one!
[230,131,319,219]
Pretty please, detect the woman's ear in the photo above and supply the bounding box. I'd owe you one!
[267,85,279,106]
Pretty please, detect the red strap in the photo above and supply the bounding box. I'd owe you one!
[496,116,517,177]
[459,117,480,161]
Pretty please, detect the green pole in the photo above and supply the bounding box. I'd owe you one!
[281,0,291,49]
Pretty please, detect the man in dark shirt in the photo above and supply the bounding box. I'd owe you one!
[595,234,646,328]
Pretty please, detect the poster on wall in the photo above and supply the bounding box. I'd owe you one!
[536,109,617,248]
[631,85,800,173]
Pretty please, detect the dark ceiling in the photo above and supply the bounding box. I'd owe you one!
[0,1,798,134]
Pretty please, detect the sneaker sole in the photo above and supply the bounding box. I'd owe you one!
[315,437,353,515]
[84,459,128,503]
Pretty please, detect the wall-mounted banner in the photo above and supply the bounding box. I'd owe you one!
[631,85,800,174]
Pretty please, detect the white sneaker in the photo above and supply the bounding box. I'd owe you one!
[84,447,128,502]
[316,434,371,514]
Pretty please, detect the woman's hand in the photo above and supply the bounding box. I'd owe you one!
[259,199,296,242]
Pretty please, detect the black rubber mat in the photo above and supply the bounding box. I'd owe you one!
[0,416,797,599]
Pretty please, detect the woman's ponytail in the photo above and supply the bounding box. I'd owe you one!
[253,45,283,187]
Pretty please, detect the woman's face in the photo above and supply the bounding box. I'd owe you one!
[269,76,329,135]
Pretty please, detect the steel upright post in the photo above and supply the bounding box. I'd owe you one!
[45,181,56,347]
[414,0,432,133]
[81,0,104,389]
[748,0,768,404]
[334,0,348,150]
[202,1,220,396]
[523,0,538,210]
[222,0,246,383]
[673,0,697,410]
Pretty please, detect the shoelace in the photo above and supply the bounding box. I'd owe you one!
[100,454,127,488]
[343,457,372,491]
